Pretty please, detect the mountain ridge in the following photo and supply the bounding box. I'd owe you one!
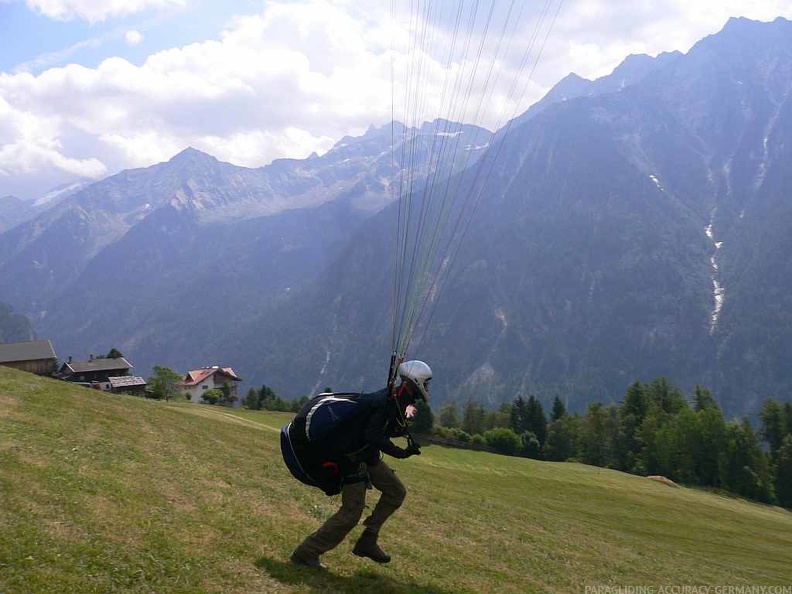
[210,17,792,415]
[0,119,492,377]
[3,18,792,415]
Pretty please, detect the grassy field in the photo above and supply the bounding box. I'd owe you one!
[1,366,791,594]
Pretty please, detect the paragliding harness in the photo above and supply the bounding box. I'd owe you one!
[280,356,418,496]
[280,391,368,495]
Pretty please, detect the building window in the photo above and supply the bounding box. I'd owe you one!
[202,385,208,390]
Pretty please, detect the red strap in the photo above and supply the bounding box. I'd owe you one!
[322,461,340,476]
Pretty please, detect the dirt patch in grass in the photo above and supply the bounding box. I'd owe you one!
[178,524,220,549]
[158,483,198,513]
[14,448,50,467]
[13,492,88,544]
[647,475,678,487]
[81,493,147,547]
[0,394,19,417]
[242,490,282,517]
[41,517,86,542]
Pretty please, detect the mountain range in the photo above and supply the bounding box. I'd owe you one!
[2,16,791,416]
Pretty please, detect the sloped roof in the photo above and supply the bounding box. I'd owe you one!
[108,376,147,388]
[64,357,133,374]
[180,366,242,387]
[183,368,214,385]
[220,367,241,381]
[0,340,57,363]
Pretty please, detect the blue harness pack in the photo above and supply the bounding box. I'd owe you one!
[280,391,388,495]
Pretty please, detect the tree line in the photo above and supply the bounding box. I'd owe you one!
[179,373,792,509]
[242,384,310,413]
[420,378,792,509]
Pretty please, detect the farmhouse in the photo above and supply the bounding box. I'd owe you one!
[59,355,134,391]
[180,366,242,402]
[0,340,58,375]
[108,375,148,395]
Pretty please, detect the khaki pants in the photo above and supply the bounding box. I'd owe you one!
[294,461,406,558]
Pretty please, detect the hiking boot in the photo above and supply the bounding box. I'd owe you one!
[289,551,326,570]
[352,530,391,563]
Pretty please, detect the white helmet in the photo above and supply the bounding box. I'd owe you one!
[398,360,432,401]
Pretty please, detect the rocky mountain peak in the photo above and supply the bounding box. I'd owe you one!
[166,147,221,170]
[2,18,791,417]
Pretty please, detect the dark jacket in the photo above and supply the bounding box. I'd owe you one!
[331,387,412,465]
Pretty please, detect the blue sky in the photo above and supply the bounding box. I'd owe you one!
[2,0,792,200]
[0,0,251,73]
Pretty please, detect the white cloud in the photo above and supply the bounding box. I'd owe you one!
[26,0,185,23]
[0,0,401,198]
[125,30,143,46]
[194,129,336,168]
[0,95,107,179]
[3,0,792,200]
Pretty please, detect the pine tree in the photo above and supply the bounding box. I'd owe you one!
[759,398,787,456]
[520,431,541,459]
[579,403,617,468]
[636,380,687,476]
[693,385,718,412]
[653,405,696,483]
[622,381,648,420]
[525,395,547,447]
[438,402,460,428]
[775,435,792,509]
[243,387,259,410]
[636,410,662,475]
[259,384,278,410]
[617,382,647,472]
[484,405,510,431]
[551,396,566,421]
[693,405,726,487]
[784,402,792,436]
[510,396,528,434]
[719,419,773,502]
[545,415,580,462]
[646,377,686,416]
[462,399,485,436]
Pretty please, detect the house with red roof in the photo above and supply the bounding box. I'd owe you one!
[179,366,242,403]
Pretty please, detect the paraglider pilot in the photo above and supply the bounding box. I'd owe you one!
[289,360,432,569]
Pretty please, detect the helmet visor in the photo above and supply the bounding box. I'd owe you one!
[417,378,430,401]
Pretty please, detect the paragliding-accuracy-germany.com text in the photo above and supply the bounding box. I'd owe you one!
[584,586,791,594]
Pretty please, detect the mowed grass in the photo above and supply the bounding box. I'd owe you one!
[1,367,790,594]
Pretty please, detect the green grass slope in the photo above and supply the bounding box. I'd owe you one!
[1,367,790,593]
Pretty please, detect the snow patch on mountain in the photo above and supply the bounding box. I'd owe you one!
[705,209,725,334]
[34,181,89,208]
[649,174,663,190]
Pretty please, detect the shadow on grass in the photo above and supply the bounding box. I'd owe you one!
[255,556,460,594]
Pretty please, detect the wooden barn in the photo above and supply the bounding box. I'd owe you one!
[0,340,58,376]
